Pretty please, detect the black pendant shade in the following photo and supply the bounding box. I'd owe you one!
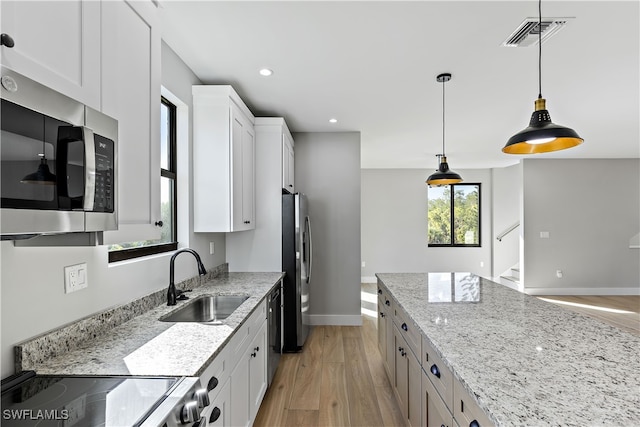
[21,158,56,185]
[503,0,582,154]
[426,156,463,186]
[503,97,583,154]
[426,73,462,186]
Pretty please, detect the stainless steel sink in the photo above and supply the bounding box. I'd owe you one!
[159,295,250,323]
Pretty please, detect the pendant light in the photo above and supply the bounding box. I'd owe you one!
[21,121,56,185]
[426,73,462,186]
[503,0,583,154]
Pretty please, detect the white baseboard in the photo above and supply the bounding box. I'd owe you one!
[306,314,363,326]
[524,287,640,296]
[361,276,377,283]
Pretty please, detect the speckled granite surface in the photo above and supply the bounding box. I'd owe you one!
[376,272,640,426]
[16,271,284,377]
[15,264,229,373]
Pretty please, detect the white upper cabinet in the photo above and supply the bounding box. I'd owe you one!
[0,0,101,110]
[282,131,295,193]
[101,0,161,244]
[193,85,256,232]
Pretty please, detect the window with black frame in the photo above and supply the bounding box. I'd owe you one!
[108,97,178,262]
[428,183,481,247]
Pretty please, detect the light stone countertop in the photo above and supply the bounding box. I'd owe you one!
[28,272,284,377]
[376,272,640,427]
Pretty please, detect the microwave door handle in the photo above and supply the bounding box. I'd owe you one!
[83,127,96,211]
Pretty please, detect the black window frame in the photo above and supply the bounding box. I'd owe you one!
[108,97,178,263]
[427,183,481,248]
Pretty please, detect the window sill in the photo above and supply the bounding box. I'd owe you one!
[108,242,178,263]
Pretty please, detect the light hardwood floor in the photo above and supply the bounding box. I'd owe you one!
[536,295,640,336]
[253,316,406,427]
[254,288,639,427]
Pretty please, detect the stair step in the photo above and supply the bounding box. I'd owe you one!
[500,275,520,283]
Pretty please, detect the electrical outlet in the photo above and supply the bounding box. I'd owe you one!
[64,263,88,293]
[361,261,366,268]
[556,270,563,279]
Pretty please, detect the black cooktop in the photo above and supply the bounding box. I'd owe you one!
[1,371,179,426]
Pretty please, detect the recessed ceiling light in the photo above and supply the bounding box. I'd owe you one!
[259,68,273,76]
[329,118,338,123]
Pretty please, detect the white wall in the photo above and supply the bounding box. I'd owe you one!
[491,162,522,279]
[293,132,361,325]
[0,41,226,378]
[361,168,493,280]
[522,159,640,294]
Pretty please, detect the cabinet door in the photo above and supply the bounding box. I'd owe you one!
[377,295,387,362]
[101,0,161,244]
[0,0,101,109]
[230,353,250,427]
[384,298,395,385]
[282,132,295,192]
[393,324,408,419]
[423,369,454,427]
[241,122,255,229]
[230,102,255,231]
[204,377,231,427]
[249,321,268,422]
[407,348,422,427]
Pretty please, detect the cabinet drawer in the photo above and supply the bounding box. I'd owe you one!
[422,335,453,407]
[378,287,392,311]
[453,378,494,427]
[422,367,454,427]
[200,345,230,403]
[392,303,421,359]
[226,299,267,371]
[202,377,231,427]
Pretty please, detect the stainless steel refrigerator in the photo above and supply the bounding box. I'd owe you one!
[282,193,312,352]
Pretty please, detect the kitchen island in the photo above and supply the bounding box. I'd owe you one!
[15,271,284,377]
[376,272,640,426]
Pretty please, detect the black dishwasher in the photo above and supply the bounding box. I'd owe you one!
[267,284,282,386]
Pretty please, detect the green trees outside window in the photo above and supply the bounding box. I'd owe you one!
[428,184,480,247]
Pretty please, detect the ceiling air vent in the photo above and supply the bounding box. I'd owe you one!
[502,17,573,47]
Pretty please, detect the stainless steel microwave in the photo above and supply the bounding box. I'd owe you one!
[0,68,118,239]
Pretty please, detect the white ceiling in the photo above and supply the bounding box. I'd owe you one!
[159,0,639,169]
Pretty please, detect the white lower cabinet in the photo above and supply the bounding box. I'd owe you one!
[231,320,267,427]
[203,377,231,426]
[198,299,268,427]
[248,321,268,421]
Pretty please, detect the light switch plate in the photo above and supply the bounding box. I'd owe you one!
[64,263,88,293]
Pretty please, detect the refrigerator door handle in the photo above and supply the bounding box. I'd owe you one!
[306,215,312,284]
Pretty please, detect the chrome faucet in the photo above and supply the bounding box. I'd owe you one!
[168,248,207,306]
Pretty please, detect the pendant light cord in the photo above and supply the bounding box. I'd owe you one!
[538,0,542,99]
[442,76,446,156]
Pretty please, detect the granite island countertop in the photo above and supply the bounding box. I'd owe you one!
[376,272,640,426]
[17,272,284,378]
